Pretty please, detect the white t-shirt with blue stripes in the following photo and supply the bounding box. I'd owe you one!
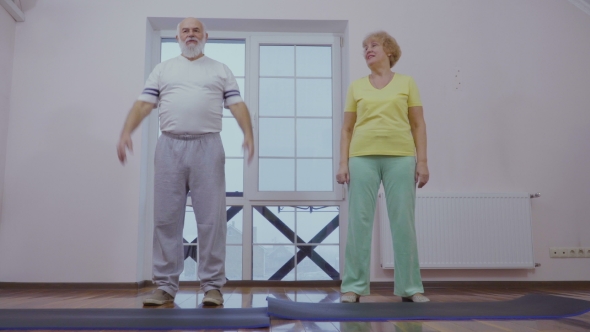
[138,55,243,135]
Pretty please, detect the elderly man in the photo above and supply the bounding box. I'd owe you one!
[117,17,254,307]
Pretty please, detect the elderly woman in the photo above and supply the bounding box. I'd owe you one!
[337,31,429,303]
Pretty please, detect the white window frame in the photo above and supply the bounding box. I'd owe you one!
[247,35,343,201]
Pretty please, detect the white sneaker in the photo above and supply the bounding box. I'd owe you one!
[402,293,430,302]
[341,292,360,303]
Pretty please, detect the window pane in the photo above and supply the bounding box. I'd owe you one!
[226,158,243,195]
[259,118,294,157]
[259,78,295,116]
[296,245,339,280]
[221,118,244,157]
[206,40,245,76]
[296,46,331,77]
[297,159,333,191]
[260,45,294,77]
[296,119,332,158]
[296,79,332,117]
[180,251,198,281]
[225,246,242,280]
[296,207,339,244]
[161,41,180,62]
[253,245,295,281]
[183,206,198,243]
[222,122,244,158]
[259,159,295,191]
[227,207,243,244]
[253,206,295,244]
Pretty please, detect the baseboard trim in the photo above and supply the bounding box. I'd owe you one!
[1,280,589,290]
[372,281,590,290]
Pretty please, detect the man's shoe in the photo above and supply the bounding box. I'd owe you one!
[202,289,224,306]
[142,289,174,306]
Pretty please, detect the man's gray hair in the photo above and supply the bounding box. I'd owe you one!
[176,19,207,37]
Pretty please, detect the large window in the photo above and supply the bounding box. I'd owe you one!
[155,32,342,281]
[248,35,342,201]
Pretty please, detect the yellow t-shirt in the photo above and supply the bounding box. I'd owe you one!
[345,74,422,157]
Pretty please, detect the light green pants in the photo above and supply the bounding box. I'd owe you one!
[341,156,424,297]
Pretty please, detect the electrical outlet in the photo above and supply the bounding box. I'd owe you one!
[571,247,590,258]
[559,247,569,257]
[550,247,566,258]
[568,248,577,257]
[550,247,590,258]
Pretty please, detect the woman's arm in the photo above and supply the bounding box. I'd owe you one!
[408,106,429,188]
[336,112,357,184]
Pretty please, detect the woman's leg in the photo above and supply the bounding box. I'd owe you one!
[341,156,382,296]
[381,156,424,297]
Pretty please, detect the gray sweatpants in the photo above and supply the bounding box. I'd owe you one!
[153,132,227,297]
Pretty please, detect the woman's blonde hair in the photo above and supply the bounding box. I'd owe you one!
[362,31,401,68]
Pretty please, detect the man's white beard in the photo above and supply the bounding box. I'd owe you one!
[179,38,205,58]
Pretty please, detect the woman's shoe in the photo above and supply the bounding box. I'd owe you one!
[341,292,360,303]
[402,293,430,303]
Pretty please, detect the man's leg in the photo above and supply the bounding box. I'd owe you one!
[187,133,227,294]
[152,134,189,298]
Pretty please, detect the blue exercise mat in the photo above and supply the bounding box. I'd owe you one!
[0,307,270,330]
[267,294,590,321]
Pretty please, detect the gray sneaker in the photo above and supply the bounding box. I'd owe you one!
[202,289,224,306]
[142,289,174,306]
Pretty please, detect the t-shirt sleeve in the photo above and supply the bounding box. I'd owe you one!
[137,64,161,104]
[222,65,244,109]
[407,76,422,107]
[344,84,357,112]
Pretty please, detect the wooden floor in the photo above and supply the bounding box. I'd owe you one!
[1,285,590,332]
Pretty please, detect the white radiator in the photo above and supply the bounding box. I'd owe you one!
[379,192,535,269]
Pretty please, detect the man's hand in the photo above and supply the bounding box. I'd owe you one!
[228,102,255,165]
[117,133,133,164]
[416,161,429,188]
[243,135,254,164]
[116,100,155,165]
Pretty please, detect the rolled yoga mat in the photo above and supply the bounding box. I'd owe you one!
[267,294,590,321]
[0,307,270,330]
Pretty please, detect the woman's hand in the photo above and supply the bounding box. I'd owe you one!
[336,164,350,185]
[416,161,429,188]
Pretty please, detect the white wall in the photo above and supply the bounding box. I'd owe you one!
[0,5,16,231]
[1,0,589,283]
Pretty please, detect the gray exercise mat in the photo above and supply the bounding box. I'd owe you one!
[267,294,590,321]
[0,307,270,330]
